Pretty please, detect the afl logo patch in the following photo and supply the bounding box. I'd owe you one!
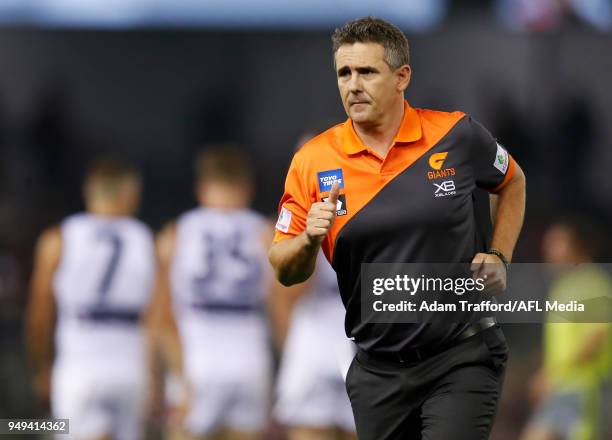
[493,143,509,174]
[275,206,292,233]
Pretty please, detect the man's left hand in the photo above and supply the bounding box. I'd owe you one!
[470,253,506,296]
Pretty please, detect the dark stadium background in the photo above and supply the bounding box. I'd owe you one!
[1,1,611,439]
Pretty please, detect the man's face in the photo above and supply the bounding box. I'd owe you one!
[542,224,580,264]
[116,178,141,216]
[334,42,409,126]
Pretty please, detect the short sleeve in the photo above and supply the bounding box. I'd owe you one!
[273,155,311,242]
[468,116,516,193]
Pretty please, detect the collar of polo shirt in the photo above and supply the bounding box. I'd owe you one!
[341,100,423,155]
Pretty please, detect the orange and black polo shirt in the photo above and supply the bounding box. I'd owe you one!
[274,101,516,353]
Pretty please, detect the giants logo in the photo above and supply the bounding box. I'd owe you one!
[427,152,456,180]
[428,152,448,170]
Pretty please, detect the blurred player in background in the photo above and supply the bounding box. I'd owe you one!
[155,146,273,440]
[521,216,612,440]
[270,133,356,440]
[272,252,356,440]
[26,158,156,440]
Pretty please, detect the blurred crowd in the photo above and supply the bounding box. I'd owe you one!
[0,1,611,32]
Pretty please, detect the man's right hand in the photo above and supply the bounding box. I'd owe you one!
[269,182,340,286]
[305,181,340,246]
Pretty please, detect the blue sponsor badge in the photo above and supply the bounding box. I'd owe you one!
[317,169,345,193]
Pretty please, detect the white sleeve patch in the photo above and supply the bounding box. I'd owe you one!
[275,206,292,233]
[493,143,509,174]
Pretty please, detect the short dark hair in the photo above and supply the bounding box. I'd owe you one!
[332,17,410,70]
[84,156,140,199]
[195,145,253,185]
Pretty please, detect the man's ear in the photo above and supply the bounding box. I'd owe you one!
[396,65,411,92]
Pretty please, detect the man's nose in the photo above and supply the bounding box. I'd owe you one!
[348,73,362,92]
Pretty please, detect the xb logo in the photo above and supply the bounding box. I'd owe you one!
[434,180,456,193]
[433,180,456,198]
[428,152,448,170]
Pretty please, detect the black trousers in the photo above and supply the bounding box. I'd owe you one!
[345,325,508,440]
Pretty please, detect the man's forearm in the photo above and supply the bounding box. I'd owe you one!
[268,232,320,286]
[25,315,54,375]
[490,166,526,261]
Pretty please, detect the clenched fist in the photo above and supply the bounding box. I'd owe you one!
[470,252,507,296]
[305,181,340,246]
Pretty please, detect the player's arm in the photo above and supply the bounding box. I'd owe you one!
[150,222,184,379]
[146,222,191,426]
[140,228,170,421]
[489,194,498,224]
[268,231,319,286]
[260,220,309,350]
[489,162,526,261]
[25,226,61,406]
[147,222,192,424]
[269,182,340,286]
[529,325,609,405]
[268,276,313,351]
[472,162,526,292]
